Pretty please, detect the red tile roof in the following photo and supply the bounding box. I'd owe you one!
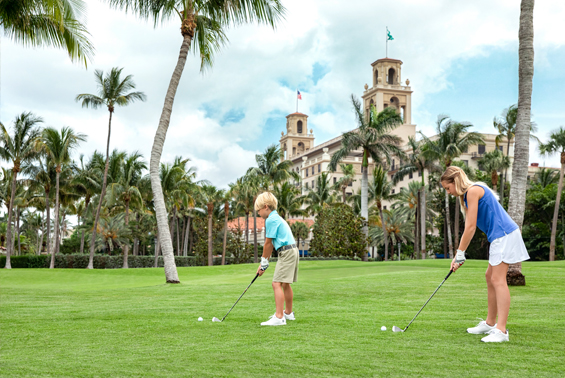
[227,217,314,231]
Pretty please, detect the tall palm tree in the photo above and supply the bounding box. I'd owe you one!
[394,180,423,258]
[76,68,146,271]
[420,116,484,258]
[538,127,565,262]
[333,163,356,203]
[290,221,310,252]
[272,182,306,220]
[494,104,540,202]
[507,0,535,284]
[479,150,511,193]
[37,126,86,269]
[232,177,255,259]
[248,144,299,188]
[0,112,42,269]
[106,0,285,283]
[106,151,147,268]
[329,98,405,260]
[369,206,414,260]
[0,0,94,66]
[200,185,224,266]
[368,166,394,260]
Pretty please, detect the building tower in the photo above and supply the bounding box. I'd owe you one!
[279,112,315,161]
[361,58,415,144]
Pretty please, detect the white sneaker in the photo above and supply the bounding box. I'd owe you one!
[481,328,509,343]
[467,319,497,334]
[261,314,286,326]
[284,311,295,320]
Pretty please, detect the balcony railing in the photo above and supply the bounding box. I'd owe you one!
[471,152,485,159]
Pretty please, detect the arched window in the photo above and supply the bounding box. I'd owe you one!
[388,68,396,84]
[297,142,305,153]
[297,120,303,134]
[374,70,379,85]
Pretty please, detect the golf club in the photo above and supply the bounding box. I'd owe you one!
[393,269,453,333]
[213,273,260,323]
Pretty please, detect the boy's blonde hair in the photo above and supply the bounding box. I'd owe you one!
[440,166,498,216]
[254,192,278,211]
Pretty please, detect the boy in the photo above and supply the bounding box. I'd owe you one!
[255,192,299,326]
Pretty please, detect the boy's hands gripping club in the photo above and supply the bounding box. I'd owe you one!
[257,257,269,276]
[451,249,466,271]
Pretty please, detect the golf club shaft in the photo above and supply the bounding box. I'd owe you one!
[404,270,453,331]
[221,273,260,321]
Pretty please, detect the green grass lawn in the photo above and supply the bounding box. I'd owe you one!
[1,259,564,377]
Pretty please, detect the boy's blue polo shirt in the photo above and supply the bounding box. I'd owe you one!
[265,210,296,251]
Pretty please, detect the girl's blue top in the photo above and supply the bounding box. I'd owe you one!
[463,183,518,242]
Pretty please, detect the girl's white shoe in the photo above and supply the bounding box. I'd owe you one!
[284,311,295,320]
[481,328,510,342]
[261,314,286,326]
[467,319,497,334]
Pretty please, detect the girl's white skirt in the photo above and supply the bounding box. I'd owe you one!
[489,228,530,266]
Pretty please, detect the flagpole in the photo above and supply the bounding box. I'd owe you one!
[296,90,298,113]
[386,26,388,58]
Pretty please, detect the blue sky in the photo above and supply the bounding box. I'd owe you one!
[2,0,565,187]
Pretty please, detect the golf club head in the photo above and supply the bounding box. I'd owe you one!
[212,317,222,322]
[392,326,404,333]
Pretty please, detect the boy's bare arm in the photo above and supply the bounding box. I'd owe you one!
[262,238,274,258]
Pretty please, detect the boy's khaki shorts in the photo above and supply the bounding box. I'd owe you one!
[273,247,299,283]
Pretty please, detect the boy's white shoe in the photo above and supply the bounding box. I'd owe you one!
[467,320,497,334]
[481,328,509,342]
[261,315,286,326]
[284,311,295,320]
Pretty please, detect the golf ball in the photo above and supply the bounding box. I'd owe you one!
[198,317,203,322]
[381,326,387,331]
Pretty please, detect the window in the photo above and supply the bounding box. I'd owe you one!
[306,168,309,177]
[383,206,387,210]
[478,144,486,154]
[527,176,531,181]
[318,164,321,173]
[348,181,353,187]
[391,159,395,170]
[392,189,395,194]
[462,146,468,153]
[305,183,308,189]
[418,171,421,177]
[297,120,303,134]
[312,180,315,188]
[333,177,337,184]
[498,146,503,152]
[312,167,314,175]
[409,172,413,179]
[463,160,469,166]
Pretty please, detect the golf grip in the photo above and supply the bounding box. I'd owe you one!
[404,270,453,332]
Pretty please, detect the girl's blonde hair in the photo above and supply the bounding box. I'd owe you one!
[254,192,278,211]
[440,166,498,216]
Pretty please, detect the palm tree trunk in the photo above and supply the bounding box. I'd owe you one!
[245,213,249,247]
[420,186,426,259]
[415,192,419,259]
[4,170,18,269]
[342,186,346,203]
[507,0,535,285]
[88,110,113,270]
[154,235,160,268]
[183,216,191,257]
[361,165,369,261]
[379,207,388,261]
[50,171,61,269]
[149,33,193,284]
[253,209,258,263]
[444,190,454,259]
[176,210,181,256]
[222,202,229,265]
[549,159,564,261]
[123,200,130,269]
[188,221,194,255]
[134,213,140,256]
[80,230,85,254]
[16,207,21,256]
[38,215,45,255]
[208,203,214,266]
[45,191,51,257]
[500,138,511,203]
[180,216,186,257]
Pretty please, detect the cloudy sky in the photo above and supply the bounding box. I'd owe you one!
[2,0,565,188]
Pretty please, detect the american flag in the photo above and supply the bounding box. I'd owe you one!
[297,90,302,100]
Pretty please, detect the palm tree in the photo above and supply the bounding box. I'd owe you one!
[333,163,356,203]
[272,182,306,220]
[534,167,558,188]
[248,144,299,188]
[538,127,565,262]
[37,126,86,269]
[394,181,423,258]
[304,172,337,216]
[329,98,405,260]
[221,190,232,266]
[0,0,94,66]
[76,68,146,271]
[106,0,285,283]
[420,115,484,258]
[200,185,224,266]
[369,207,414,260]
[95,214,131,253]
[0,112,42,269]
[494,104,540,201]
[507,0,535,284]
[479,150,511,193]
[231,177,255,260]
[290,222,310,252]
[368,166,394,260]
[106,151,147,268]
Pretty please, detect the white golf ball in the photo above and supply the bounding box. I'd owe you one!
[381,326,387,331]
[198,317,203,322]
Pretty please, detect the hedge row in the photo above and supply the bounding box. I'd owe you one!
[0,254,374,269]
[0,255,238,269]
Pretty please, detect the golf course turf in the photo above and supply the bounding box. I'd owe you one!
[1,259,563,377]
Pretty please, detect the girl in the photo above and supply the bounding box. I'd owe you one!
[441,166,529,343]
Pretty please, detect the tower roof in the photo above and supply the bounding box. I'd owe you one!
[371,57,403,66]
[286,112,308,118]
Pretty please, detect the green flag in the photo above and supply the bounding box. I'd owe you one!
[387,28,394,41]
